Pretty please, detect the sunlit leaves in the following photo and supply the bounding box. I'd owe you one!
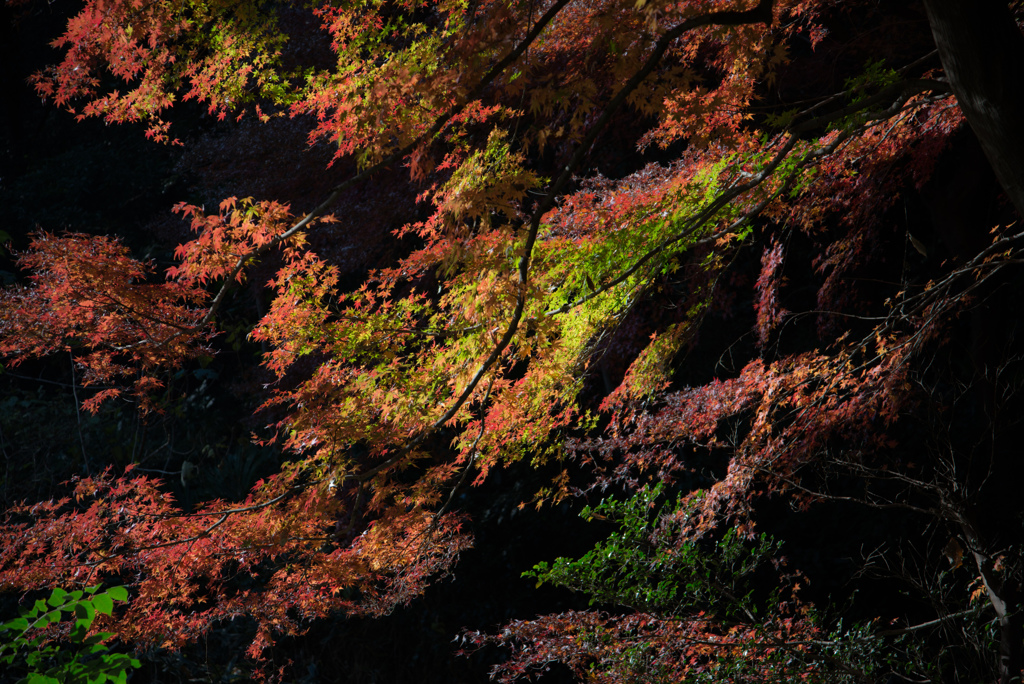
[0,0,985,675]
[0,233,210,411]
[32,0,292,141]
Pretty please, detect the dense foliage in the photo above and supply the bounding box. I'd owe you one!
[3,0,1024,681]
[0,585,138,684]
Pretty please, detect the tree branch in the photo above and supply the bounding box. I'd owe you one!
[199,0,575,326]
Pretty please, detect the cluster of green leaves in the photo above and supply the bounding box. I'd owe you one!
[508,487,945,683]
[471,486,838,682]
[527,484,779,617]
[0,586,139,684]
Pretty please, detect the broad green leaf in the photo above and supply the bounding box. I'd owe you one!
[104,587,128,603]
[84,631,113,646]
[26,673,60,684]
[2,617,29,632]
[74,601,95,625]
[92,594,114,616]
[46,588,68,607]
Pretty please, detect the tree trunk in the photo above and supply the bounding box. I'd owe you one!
[923,0,1024,220]
[960,515,1022,684]
[922,4,1024,682]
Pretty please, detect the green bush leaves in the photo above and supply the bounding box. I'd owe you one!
[0,585,140,684]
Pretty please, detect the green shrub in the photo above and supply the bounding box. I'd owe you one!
[0,585,140,684]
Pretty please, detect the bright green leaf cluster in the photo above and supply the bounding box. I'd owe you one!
[0,586,140,684]
[525,484,779,618]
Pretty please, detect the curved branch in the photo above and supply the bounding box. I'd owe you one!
[200,0,575,326]
[350,1,779,484]
[543,78,948,319]
[422,0,780,436]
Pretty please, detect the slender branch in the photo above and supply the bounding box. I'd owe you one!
[199,0,575,326]
[788,79,949,136]
[544,133,799,317]
[782,50,940,125]
[118,479,322,520]
[85,511,230,567]
[766,469,946,519]
[543,77,948,319]
[0,371,117,391]
[877,608,980,637]
[353,0,780,482]
[425,0,780,432]
[435,375,496,520]
[125,514,228,555]
[90,0,784,553]
[69,351,90,476]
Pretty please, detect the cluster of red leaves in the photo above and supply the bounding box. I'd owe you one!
[464,608,825,684]
[773,99,965,334]
[571,320,934,535]
[754,241,788,347]
[0,233,209,411]
[30,0,290,142]
[169,197,304,288]
[0,465,470,658]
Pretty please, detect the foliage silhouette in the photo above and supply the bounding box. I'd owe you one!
[2,0,1024,681]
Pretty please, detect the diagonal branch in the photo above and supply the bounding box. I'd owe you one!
[541,76,948,319]
[355,0,780,481]
[199,0,575,326]
[89,0,783,554]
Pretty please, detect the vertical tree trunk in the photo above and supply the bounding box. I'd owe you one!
[923,0,1024,219]
[922,3,1024,682]
[960,516,1022,684]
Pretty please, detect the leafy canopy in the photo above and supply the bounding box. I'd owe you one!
[1,0,1017,679]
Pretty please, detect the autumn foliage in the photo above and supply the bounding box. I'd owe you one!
[4,0,1024,681]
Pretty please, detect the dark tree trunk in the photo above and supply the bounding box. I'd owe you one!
[960,515,1023,684]
[923,0,1024,219]
[922,3,1024,682]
